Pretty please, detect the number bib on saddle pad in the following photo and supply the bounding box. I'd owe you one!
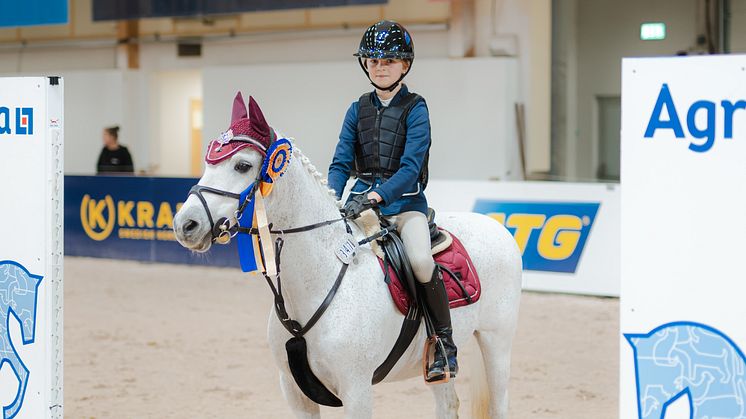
[379,229,481,315]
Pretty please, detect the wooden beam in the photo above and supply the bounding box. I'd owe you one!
[117,20,140,69]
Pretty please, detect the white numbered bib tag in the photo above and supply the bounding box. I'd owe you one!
[335,235,358,265]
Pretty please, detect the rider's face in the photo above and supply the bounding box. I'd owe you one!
[365,58,409,88]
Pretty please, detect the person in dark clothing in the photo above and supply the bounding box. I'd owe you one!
[96,126,134,174]
[327,20,458,383]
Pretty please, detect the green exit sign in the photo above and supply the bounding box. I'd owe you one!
[641,22,666,41]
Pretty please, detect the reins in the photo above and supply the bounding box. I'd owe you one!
[255,214,397,338]
[190,178,396,339]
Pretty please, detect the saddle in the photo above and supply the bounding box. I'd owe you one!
[362,208,482,384]
[380,210,481,315]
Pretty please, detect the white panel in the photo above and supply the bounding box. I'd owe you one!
[203,57,521,183]
[621,55,746,419]
[0,76,63,418]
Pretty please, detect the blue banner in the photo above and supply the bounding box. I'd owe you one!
[472,200,600,273]
[0,0,68,27]
[93,0,386,21]
[64,176,238,267]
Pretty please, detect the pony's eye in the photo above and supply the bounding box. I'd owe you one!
[234,161,252,174]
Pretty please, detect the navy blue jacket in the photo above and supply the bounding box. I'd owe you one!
[328,85,430,216]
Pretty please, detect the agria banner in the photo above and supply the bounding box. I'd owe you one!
[621,55,746,419]
[64,176,236,267]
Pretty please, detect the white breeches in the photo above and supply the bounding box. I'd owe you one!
[384,211,435,284]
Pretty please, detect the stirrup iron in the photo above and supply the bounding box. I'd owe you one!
[422,335,451,384]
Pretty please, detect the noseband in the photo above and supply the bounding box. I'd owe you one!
[188,182,258,244]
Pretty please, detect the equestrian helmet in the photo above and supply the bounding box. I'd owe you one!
[354,20,414,60]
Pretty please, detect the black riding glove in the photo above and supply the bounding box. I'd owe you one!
[343,194,378,218]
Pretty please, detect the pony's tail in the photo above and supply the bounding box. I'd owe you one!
[470,344,490,419]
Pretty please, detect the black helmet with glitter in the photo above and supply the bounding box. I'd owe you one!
[354,20,414,60]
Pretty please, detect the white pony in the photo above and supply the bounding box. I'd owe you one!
[173,95,522,419]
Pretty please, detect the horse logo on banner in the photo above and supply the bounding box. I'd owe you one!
[625,321,746,419]
[0,261,42,419]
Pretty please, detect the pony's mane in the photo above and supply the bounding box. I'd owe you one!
[290,140,343,208]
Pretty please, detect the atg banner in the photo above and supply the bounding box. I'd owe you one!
[426,180,620,297]
[472,201,600,273]
[65,176,237,267]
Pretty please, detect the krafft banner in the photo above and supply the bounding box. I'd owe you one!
[64,176,237,267]
[0,77,64,418]
[621,55,746,419]
[427,181,619,297]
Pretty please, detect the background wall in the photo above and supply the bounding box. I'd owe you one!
[0,0,551,180]
[553,0,702,180]
[732,0,746,52]
[203,57,522,181]
[5,0,741,180]
[149,70,201,176]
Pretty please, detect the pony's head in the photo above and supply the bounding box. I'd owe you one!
[173,92,278,252]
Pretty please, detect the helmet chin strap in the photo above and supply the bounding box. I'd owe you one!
[370,75,405,92]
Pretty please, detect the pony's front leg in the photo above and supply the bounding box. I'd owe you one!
[338,383,373,419]
[279,372,321,419]
[430,381,460,419]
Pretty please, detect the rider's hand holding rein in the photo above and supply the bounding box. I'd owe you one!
[326,20,459,383]
[342,194,379,219]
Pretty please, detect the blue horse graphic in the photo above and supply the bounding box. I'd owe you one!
[626,321,746,419]
[0,261,42,419]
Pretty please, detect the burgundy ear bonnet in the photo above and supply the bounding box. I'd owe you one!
[205,92,274,164]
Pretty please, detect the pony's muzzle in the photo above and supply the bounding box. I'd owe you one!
[173,206,211,250]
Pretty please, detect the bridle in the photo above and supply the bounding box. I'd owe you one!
[186,163,395,338]
[188,183,253,244]
[188,180,348,244]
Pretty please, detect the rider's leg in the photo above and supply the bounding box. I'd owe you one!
[393,211,435,283]
[396,211,458,380]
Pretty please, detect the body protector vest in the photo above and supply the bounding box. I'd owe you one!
[354,92,429,187]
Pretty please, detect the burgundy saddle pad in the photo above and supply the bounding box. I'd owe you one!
[378,230,481,315]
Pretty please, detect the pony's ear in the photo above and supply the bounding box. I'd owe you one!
[231,91,248,125]
[248,95,270,138]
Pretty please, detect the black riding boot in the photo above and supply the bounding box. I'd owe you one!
[420,267,458,381]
